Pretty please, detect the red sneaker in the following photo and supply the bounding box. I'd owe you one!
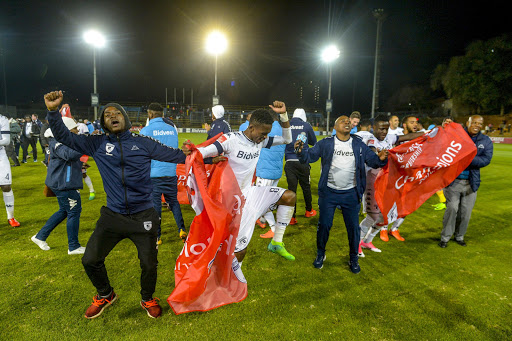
[255,219,266,228]
[84,291,118,319]
[390,229,405,241]
[380,229,389,242]
[289,217,298,225]
[8,218,20,227]
[141,298,162,318]
[305,209,317,218]
[260,230,274,239]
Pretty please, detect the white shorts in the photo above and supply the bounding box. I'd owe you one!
[235,185,286,252]
[255,177,279,187]
[0,151,12,186]
[363,171,384,225]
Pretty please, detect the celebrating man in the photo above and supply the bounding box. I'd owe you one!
[44,90,186,319]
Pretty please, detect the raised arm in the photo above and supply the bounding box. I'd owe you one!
[44,91,102,156]
[268,101,292,144]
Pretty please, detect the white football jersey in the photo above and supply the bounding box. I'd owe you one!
[366,134,398,175]
[199,131,290,193]
[354,131,374,145]
[0,115,10,156]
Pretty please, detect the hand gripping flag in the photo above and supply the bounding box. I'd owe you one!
[168,136,248,314]
[374,123,477,225]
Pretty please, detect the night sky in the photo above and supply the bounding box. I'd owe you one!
[1,0,510,115]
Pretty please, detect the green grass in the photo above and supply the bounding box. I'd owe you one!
[1,135,511,340]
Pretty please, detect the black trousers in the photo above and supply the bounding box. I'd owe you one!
[5,142,20,166]
[82,206,160,301]
[284,160,313,217]
[21,136,38,161]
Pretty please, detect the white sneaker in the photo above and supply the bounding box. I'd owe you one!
[68,246,86,255]
[31,235,50,251]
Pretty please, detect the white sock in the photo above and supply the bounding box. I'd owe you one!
[359,216,375,241]
[272,205,294,243]
[391,218,404,231]
[264,211,276,232]
[3,190,14,219]
[84,175,94,193]
[364,226,381,243]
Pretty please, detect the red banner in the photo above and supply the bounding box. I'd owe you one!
[168,138,248,314]
[176,164,214,204]
[374,123,477,225]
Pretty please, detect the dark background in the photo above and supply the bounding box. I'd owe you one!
[1,0,510,114]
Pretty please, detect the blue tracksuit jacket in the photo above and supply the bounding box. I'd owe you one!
[45,138,84,191]
[140,117,179,178]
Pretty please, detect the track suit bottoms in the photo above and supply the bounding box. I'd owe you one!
[284,161,313,216]
[82,206,160,301]
[151,176,185,237]
[317,187,360,262]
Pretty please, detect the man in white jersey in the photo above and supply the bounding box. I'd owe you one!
[0,115,20,227]
[354,119,373,144]
[381,115,419,242]
[387,115,403,136]
[359,115,423,254]
[184,101,295,263]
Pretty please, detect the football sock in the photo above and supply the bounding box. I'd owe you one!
[391,218,404,231]
[3,190,14,219]
[436,190,446,203]
[84,175,95,193]
[259,216,267,224]
[273,205,294,243]
[359,216,375,241]
[364,227,381,243]
[263,211,276,232]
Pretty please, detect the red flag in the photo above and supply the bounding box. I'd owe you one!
[168,137,248,314]
[176,164,214,205]
[374,123,477,225]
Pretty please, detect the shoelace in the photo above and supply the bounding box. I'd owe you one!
[142,298,160,308]
[92,295,113,307]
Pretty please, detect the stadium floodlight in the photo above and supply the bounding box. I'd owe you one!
[83,30,105,120]
[83,30,106,48]
[321,44,341,132]
[205,31,228,104]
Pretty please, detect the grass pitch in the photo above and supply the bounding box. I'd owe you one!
[1,134,510,340]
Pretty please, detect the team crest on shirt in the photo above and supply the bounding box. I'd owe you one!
[106,143,115,156]
[143,221,152,231]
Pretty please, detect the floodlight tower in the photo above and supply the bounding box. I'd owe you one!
[205,31,228,106]
[321,44,340,132]
[371,8,387,118]
[83,29,106,120]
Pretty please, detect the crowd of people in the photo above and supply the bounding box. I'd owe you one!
[1,90,493,320]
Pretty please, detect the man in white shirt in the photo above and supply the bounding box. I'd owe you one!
[0,115,20,227]
[387,115,403,136]
[184,101,295,263]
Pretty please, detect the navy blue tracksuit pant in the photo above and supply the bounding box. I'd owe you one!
[150,176,185,238]
[317,187,360,262]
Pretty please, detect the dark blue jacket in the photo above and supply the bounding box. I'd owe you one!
[47,106,186,215]
[458,129,493,192]
[45,138,83,191]
[207,118,231,140]
[285,117,317,161]
[298,135,387,199]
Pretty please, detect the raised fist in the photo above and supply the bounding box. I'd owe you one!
[44,91,64,111]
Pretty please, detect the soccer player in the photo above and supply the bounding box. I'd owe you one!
[354,119,373,144]
[184,101,295,263]
[387,115,403,135]
[140,103,187,244]
[359,115,423,254]
[44,90,186,319]
[0,114,20,227]
[382,115,419,242]
[295,115,388,274]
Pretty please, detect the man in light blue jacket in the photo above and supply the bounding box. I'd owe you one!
[140,103,186,244]
[255,117,286,238]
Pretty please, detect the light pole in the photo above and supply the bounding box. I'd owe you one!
[83,30,105,121]
[371,9,386,118]
[205,31,227,106]
[321,45,340,132]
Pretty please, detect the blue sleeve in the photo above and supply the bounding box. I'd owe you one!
[362,143,387,169]
[47,110,103,156]
[298,139,323,164]
[468,138,493,169]
[87,124,94,134]
[53,143,83,161]
[143,137,186,164]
